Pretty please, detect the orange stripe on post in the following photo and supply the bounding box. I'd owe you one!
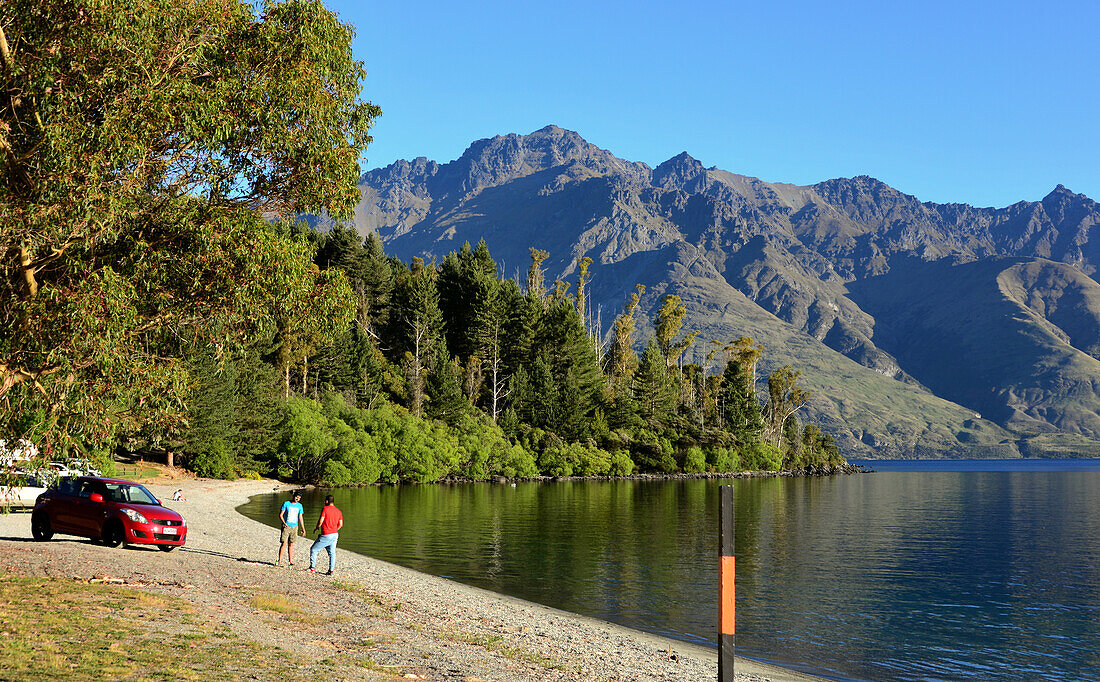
[720,555,735,635]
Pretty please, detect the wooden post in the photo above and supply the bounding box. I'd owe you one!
[719,485,735,682]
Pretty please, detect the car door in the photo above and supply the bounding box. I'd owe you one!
[71,479,108,536]
[48,477,84,533]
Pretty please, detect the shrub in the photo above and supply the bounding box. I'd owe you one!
[707,446,738,472]
[572,443,612,476]
[609,450,635,476]
[739,440,783,472]
[683,446,706,473]
[189,438,236,479]
[538,445,574,477]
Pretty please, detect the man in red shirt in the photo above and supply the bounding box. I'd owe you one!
[307,495,344,575]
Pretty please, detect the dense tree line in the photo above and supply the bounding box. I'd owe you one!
[177,226,844,483]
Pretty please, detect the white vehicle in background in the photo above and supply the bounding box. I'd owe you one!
[1,439,102,509]
[0,469,50,510]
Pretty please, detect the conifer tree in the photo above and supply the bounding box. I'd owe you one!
[393,258,444,416]
[315,223,365,274]
[359,232,395,334]
[426,345,467,425]
[719,358,764,442]
[535,299,604,436]
[501,279,539,377]
[470,238,497,278]
[633,341,676,426]
[438,246,476,360]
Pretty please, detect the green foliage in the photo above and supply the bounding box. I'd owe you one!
[1,0,373,452]
[180,347,281,479]
[706,446,739,473]
[719,359,764,441]
[609,450,636,476]
[453,415,538,480]
[633,342,676,426]
[630,429,677,473]
[275,397,338,482]
[426,346,468,425]
[738,440,784,472]
[764,366,810,447]
[188,438,236,480]
[683,447,707,473]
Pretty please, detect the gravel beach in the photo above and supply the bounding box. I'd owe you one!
[0,474,823,681]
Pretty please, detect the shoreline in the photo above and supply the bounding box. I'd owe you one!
[0,475,826,681]
[324,462,872,488]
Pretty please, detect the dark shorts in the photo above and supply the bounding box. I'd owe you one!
[281,525,300,543]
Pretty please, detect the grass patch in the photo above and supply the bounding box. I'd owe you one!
[445,630,560,669]
[0,575,306,680]
[109,463,161,481]
[248,592,304,614]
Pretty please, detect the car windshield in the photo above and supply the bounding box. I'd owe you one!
[102,482,158,505]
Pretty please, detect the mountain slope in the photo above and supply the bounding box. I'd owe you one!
[320,125,1100,458]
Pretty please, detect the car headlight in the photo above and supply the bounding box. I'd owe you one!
[122,508,148,524]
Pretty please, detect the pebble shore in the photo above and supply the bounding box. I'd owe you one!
[0,475,824,681]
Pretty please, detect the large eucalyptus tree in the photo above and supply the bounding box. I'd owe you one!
[0,0,379,451]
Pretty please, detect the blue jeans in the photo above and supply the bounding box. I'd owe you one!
[310,533,338,572]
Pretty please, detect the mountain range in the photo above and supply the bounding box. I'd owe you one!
[311,125,1100,458]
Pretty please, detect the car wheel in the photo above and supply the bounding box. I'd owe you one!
[157,545,178,552]
[102,522,126,548]
[31,513,53,541]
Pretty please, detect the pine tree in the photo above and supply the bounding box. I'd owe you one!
[501,279,539,377]
[438,246,476,360]
[182,349,240,478]
[633,341,676,426]
[534,299,604,437]
[719,358,764,443]
[426,345,467,425]
[393,258,444,416]
[359,232,395,333]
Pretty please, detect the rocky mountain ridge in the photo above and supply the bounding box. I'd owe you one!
[316,125,1100,458]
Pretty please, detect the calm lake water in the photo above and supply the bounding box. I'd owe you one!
[237,460,1100,681]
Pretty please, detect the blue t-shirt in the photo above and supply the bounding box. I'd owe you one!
[280,501,304,527]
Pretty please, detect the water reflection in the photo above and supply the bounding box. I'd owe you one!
[238,470,1100,681]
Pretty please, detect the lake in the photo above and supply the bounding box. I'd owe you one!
[237,460,1100,681]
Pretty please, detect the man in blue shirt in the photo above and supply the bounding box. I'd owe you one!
[276,491,305,567]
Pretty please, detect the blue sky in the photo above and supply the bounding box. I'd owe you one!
[330,0,1098,208]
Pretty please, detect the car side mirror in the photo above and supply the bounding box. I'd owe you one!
[90,493,104,503]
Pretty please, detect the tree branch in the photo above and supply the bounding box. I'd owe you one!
[0,23,14,75]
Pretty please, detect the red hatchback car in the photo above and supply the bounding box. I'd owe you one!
[31,476,186,551]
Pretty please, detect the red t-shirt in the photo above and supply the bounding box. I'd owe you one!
[319,505,343,535]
